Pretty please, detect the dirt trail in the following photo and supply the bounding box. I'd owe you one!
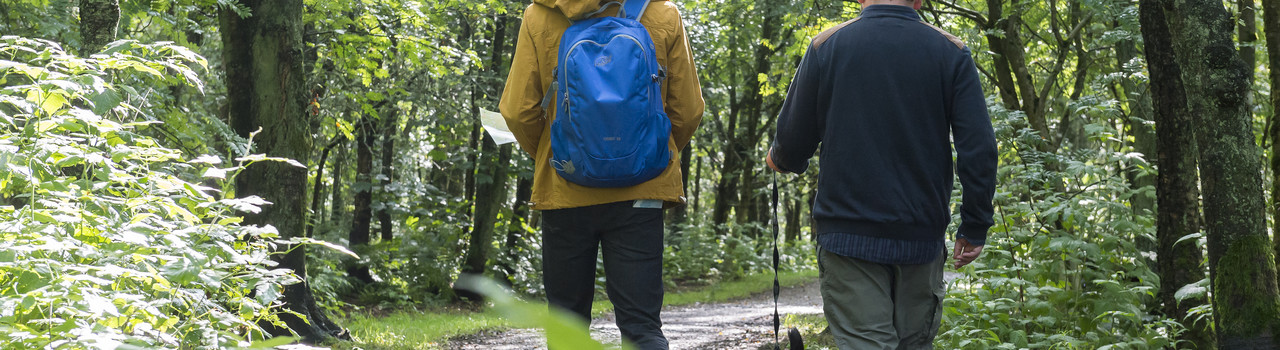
[449,281,824,350]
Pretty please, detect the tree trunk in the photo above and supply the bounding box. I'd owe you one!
[462,137,511,277]
[983,0,1073,202]
[347,113,376,284]
[1139,1,1215,347]
[712,126,741,228]
[738,4,783,230]
[985,0,1049,148]
[1262,0,1280,290]
[1240,0,1258,127]
[713,68,742,228]
[309,136,345,238]
[329,143,347,227]
[784,192,801,242]
[377,110,397,242]
[1160,0,1280,347]
[1116,40,1159,267]
[499,174,533,282]
[1241,0,1258,72]
[461,11,514,279]
[465,124,481,216]
[693,153,702,214]
[670,144,693,236]
[220,0,347,342]
[79,0,119,55]
[982,0,1022,110]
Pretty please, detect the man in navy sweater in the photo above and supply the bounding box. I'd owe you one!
[766,0,997,348]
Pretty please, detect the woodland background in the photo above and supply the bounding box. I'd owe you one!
[1,0,1278,349]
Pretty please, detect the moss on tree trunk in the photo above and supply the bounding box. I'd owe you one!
[1160,0,1280,347]
[1265,0,1280,299]
[220,0,348,342]
[1138,2,1216,347]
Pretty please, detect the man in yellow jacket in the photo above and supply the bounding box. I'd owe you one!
[498,0,703,348]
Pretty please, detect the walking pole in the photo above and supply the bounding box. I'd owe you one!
[772,172,804,350]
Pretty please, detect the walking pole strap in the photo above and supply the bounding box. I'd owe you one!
[772,172,782,349]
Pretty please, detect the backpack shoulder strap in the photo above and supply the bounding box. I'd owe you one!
[579,1,623,21]
[619,0,650,21]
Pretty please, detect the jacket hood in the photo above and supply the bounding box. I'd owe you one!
[534,0,603,20]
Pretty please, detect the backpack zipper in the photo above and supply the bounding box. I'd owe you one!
[561,34,648,126]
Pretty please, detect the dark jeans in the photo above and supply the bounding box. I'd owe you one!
[542,201,667,350]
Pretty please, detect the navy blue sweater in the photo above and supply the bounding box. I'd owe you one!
[770,5,997,244]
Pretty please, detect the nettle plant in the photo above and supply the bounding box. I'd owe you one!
[0,36,302,348]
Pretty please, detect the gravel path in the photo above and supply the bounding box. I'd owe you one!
[448,280,824,350]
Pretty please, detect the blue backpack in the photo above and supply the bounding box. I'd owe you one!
[542,0,670,188]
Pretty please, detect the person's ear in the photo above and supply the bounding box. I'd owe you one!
[913,0,923,10]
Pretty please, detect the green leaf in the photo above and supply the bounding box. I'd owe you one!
[289,237,359,259]
[254,282,283,306]
[98,40,139,56]
[54,155,85,168]
[0,94,36,116]
[1174,232,1203,247]
[203,167,229,179]
[0,59,20,71]
[90,89,122,115]
[189,154,223,164]
[127,61,164,77]
[221,196,271,213]
[336,119,355,141]
[456,276,612,350]
[37,91,67,115]
[33,211,56,223]
[43,79,80,93]
[1174,278,1209,303]
[235,154,306,168]
[33,119,58,133]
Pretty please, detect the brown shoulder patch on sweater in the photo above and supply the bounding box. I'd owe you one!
[919,21,966,49]
[812,17,862,50]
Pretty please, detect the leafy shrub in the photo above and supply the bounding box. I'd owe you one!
[0,36,299,349]
[664,222,816,287]
[934,109,1178,349]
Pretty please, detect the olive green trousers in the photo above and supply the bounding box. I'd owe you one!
[819,247,945,350]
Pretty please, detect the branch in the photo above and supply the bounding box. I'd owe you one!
[932,0,987,26]
[1022,19,1054,45]
[1049,0,1062,43]
[975,62,999,85]
[1036,12,1094,108]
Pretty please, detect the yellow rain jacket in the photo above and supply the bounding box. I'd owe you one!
[499,0,704,210]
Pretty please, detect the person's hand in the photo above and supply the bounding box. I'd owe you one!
[952,237,983,269]
[766,149,783,173]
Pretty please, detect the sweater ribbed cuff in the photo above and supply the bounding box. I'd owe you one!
[769,144,809,174]
[957,222,989,246]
